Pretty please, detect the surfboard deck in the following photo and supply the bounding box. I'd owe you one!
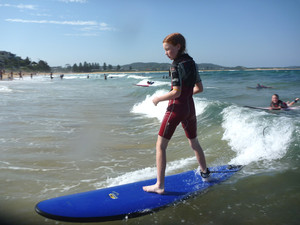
[35,165,242,222]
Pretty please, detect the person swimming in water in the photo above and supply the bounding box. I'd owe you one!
[269,94,299,110]
[257,84,265,88]
[256,83,272,89]
[147,81,154,85]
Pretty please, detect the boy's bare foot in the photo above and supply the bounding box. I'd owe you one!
[143,184,165,194]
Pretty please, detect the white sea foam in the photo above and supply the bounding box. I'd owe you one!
[40,182,81,194]
[127,75,151,80]
[107,73,127,78]
[131,90,210,122]
[59,73,125,79]
[0,165,68,172]
[131,89,169,121]
[0,166,40,172]
[136,79,169,87]
[63,74,88,79]
[194,97,211,116]
[151,81,169,87]
[206,86,219,89]
[0,85,13,93]
[94,157,195,188]
[221,106,294,165]
[136,79,153,86]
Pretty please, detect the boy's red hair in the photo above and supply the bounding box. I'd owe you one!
[163,33,186,55]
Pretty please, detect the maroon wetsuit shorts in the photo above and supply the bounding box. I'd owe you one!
[158,99,197,140]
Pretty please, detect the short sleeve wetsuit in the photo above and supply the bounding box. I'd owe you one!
[270,100,287,109]
[158,54,201,140]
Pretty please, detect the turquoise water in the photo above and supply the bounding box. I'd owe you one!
[0,70,299,225]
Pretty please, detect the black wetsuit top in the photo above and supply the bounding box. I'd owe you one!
[270,100,287,109]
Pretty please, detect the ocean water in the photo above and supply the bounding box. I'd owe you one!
[0,70,299,225]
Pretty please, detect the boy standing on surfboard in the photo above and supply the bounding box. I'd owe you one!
[143,33,210,194]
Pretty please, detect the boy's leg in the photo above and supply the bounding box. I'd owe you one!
[143,135,169,194]
[188,137,207,172]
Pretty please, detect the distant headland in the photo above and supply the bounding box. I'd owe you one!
[1,51,299,74]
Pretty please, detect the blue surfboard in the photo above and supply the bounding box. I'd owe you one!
[35,165,242,222]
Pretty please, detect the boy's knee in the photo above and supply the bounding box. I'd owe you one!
[189,138,200,149]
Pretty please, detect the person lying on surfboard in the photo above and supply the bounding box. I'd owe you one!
[269,94,299,110]
[147,81,154,85]
[143,33,210,195]
[256,83,272,89]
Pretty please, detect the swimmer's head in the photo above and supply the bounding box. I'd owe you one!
[272,94,279,103]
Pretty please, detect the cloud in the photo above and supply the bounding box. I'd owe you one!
[99,24,115,31]
[5,18,116,35]
[64,33,98,37]
[0,3,37,10]
[30,13,52,17]
[5,18,97,26]
[80,23,116,32]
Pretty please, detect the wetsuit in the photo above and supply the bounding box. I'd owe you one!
[270,100,288,109]
[159,54,201,140]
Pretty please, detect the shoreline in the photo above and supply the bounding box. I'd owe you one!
[1,67,300,80]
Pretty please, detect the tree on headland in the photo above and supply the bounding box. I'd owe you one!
[36,60,51,72]
[65,64,72,71]
[2,50,268,74]
[0,51,51,72]
[79,62,83,72]
[72,63,78,72]
[22,57,31,67]
[103,63,107,71]
[70,62,101,72]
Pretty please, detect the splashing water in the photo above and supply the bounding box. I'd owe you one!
[221,106,294,165]
[131,90,210,122]
[94,157,196,188]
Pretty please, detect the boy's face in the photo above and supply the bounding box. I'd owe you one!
[272,95,279,103]
[163,42,180,60]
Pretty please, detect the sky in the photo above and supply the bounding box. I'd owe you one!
[1,0,300,68]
